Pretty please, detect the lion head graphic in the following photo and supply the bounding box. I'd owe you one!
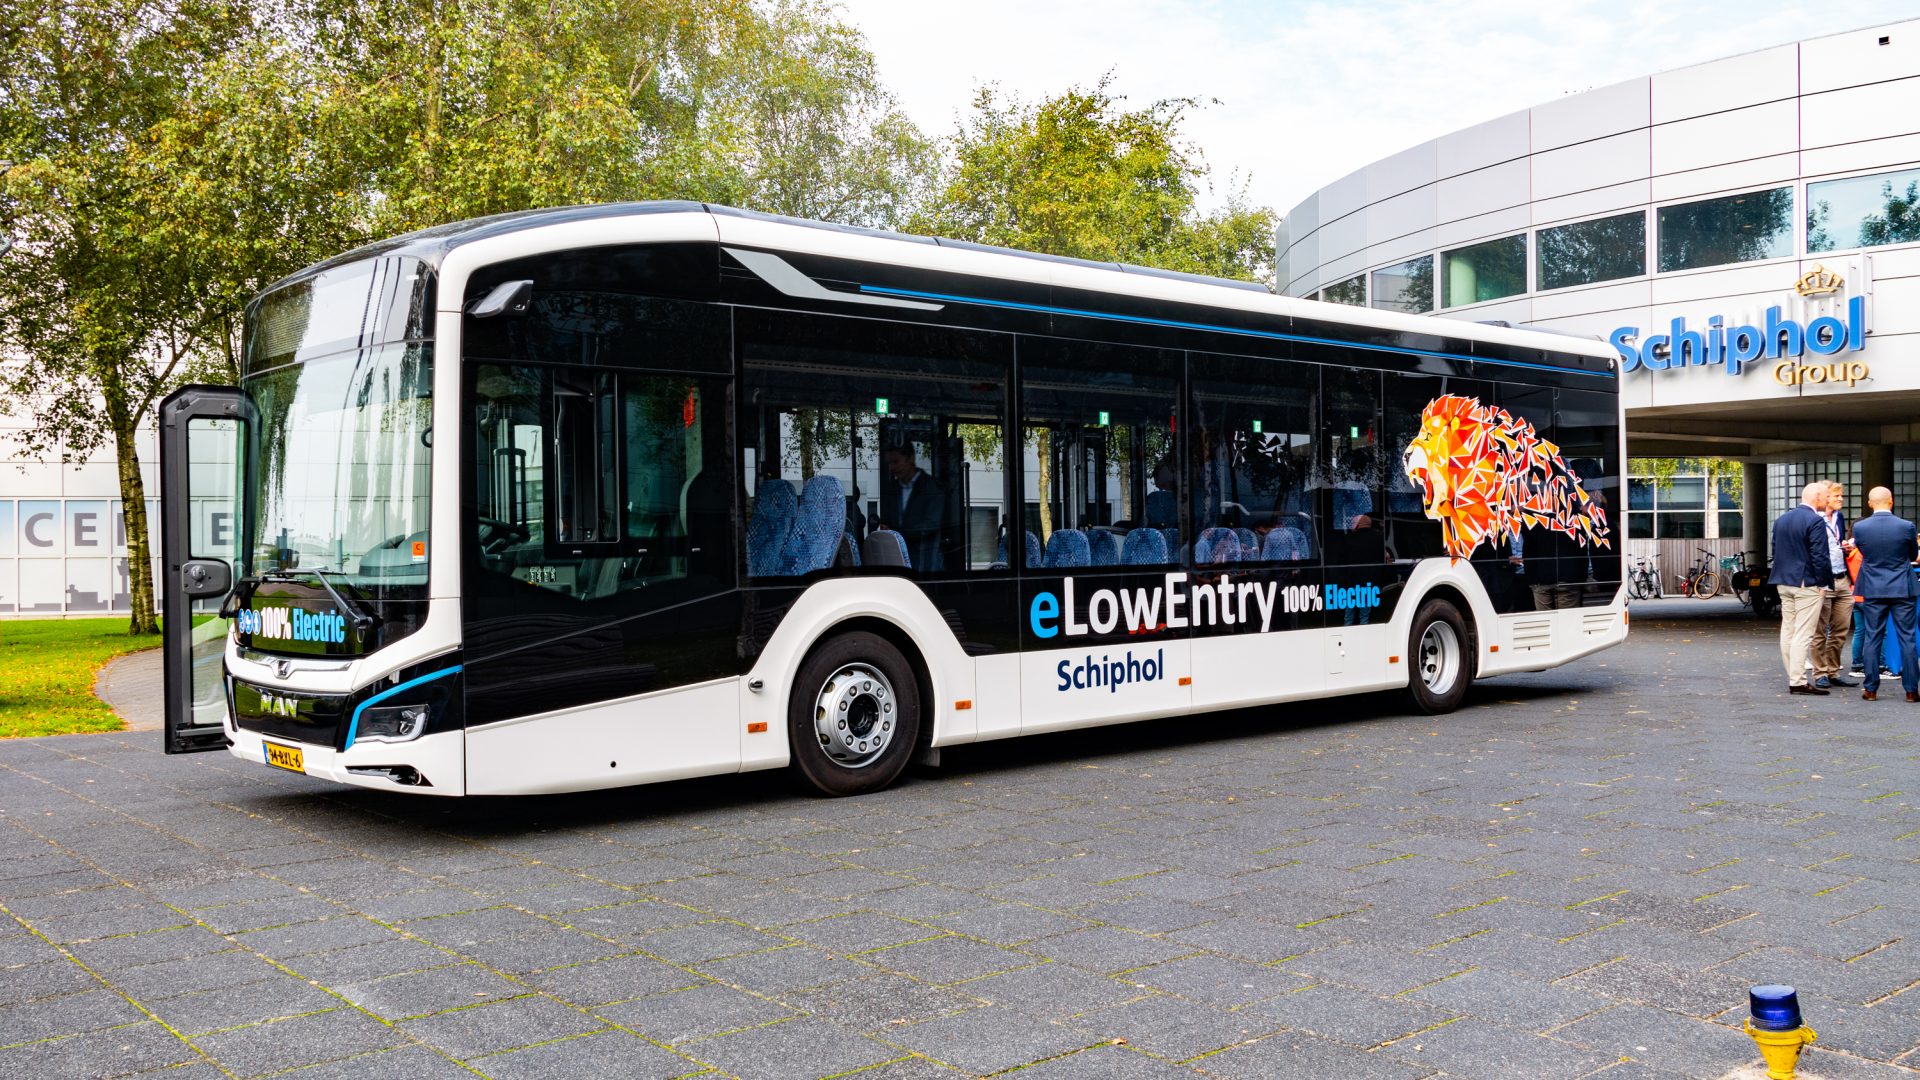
[1402,394,1611,560]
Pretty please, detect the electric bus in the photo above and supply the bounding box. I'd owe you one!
[160,202,1626,797]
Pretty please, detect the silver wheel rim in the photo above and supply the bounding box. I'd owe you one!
[812,663,897,769]
[1419,621,1461,695]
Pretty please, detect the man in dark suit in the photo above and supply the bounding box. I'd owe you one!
[1771,481,1837,695]
[1852,486,1919,701]
[881,445,946,571]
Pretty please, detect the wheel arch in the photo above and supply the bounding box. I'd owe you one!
[799,615,937,760]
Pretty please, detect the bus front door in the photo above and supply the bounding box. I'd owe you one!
[159,385,248,754]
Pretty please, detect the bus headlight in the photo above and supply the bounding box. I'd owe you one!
[356,703,430,743]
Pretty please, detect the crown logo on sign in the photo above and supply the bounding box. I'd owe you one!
[1795,264,1844,297]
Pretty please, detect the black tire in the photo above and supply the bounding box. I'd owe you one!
[1404,597,1472,715]
[787,631,922,797]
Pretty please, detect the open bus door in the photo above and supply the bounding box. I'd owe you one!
[159,385,248,753]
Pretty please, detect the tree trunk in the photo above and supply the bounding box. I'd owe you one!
[1035,428,1053,539]
[115,421,159,635]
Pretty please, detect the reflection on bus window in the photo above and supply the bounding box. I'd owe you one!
[1190,352,1317,564]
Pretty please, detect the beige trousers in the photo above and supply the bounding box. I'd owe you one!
[1812,578,1855,678]
[1779,584,1827,687]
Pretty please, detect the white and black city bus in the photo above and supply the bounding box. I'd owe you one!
[160,202,1626,797]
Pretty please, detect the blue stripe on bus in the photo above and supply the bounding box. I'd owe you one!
[345,665,462,750]
[856,284,1616,379]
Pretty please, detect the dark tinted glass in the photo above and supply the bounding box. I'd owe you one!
[1190,353,1317,563]
[1657,187,1793,272]
[1537,212,1646,290]
[1319,276,1365,306]
[1441,235,1526,307]
[1807,167,1920,252]
[1321,368,1382,562]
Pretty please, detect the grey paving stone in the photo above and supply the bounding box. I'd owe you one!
[146,977,342,1036]
[468,1029,699,1079]
[1066,994,1286,1061]
[779,973,984,1032]
[858,935,1041,985]
[1551,1003,1762,1077]
[335,963,529,1020]
[1255,983,1458,1048]
[1193,1029,1438,1079]
[782,912,943,954]
[1405,967,1612,1033]
[598,982,793,1043]
[891,1005,1103,1075]
[451,927,629,973]
[1006,1042,1211,1078]
[192,896,345,934]
[247,1044,479,1080]
[678,1015,901,1080]
[398,995,606,1058]
[0,1021,201,1076]
[405,906,550,947]
[695,944,873,995]
[1026,926,1201,974]
[1556,956,1752,1018]
[930,903,1094,944]
[1275,942,1474,996]
[1127,954,1309,1007]
[562,900,708,939]
[956,962,1142,1020]
[0,988,145,1045]
[0,959,101,1005]
[519,952,707,1006]
[283,937,457,983]
[233,916,399,957]
[192,1007,407,1077]
[636,920,791,962]
[67,925,234,969]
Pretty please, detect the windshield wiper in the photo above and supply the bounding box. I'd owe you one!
[247,567,379,635]
[306,568,379,635]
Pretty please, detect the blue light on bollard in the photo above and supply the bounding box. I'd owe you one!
[1750,985,1803,1031]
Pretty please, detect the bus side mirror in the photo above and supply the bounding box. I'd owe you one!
[181,558,232,599]
[467,280,533,318]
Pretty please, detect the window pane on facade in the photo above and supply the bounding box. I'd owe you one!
[1370,256,1432,314]
[1627,478,1654,511]
[1656,511,1704,539]
[1807,167,1920,253]
[1662,477,1706,509]
[1537,212,1645,291]
[1319,276,1365,306]
[1628,512,1654,539]
[1718,512,1744,538]
[1441,235,1526,307]
[1657,187,1793,272]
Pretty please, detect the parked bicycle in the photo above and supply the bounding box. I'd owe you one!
[1627,554,1661,600]
[1681,546,1724,599]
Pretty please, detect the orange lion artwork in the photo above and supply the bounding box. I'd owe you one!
[1402,394,1611,560]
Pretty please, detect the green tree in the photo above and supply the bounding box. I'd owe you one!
[0,1,346,633]
[914,76,1276,283]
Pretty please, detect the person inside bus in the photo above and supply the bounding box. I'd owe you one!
[881,444,945,571]
[1145,457,1178,528]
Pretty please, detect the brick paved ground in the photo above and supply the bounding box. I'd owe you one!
[2,606,1916,1079]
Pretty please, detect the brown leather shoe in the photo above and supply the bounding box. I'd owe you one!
[1863,690,1878,700]
[1907,692,1918,703]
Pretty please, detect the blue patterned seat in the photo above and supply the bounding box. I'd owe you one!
[1121,527,1168,565]
[1195,526,1242,564]
[746,478,797,577]
[839,531,862,567]
[1262,526,1311,562]
[1087,529,1122,566]
[1025,530,1043,568]
[779,474,846,575]
[1160,527,1180,555]
[1234,528,1258,556]
[1043,529,1090,568]
[862,528,911,567]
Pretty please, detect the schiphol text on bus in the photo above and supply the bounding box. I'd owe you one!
[1609,296,1865,377]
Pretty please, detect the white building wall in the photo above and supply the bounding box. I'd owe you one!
[0,405,161,615]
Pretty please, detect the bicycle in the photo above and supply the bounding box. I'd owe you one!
[1680,546,1722,599]
[1626,554,1661,600]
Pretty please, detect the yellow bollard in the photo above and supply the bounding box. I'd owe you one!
[1745,1019,1816,1079]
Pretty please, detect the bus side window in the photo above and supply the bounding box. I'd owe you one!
[1018,338,1180,569]
[1189,351,1318,564]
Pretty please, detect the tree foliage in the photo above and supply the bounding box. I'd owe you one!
[913,76,1276,284]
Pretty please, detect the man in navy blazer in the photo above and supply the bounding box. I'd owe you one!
[1771,482,1838,695]
[1852,486,1919,701]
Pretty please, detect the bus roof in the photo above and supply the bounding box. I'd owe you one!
[258,202,1616,364]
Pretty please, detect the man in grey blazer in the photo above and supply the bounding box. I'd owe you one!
[1853,486,1920,702]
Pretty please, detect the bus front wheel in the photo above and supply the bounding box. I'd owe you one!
[788,631,923,797]
[1404,597,1472,715]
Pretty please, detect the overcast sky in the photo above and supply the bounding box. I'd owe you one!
[834,0,1919,217]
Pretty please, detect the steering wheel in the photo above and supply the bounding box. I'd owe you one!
[477,518,530,554]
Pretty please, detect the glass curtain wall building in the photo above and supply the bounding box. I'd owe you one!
[1280,19,1920,558]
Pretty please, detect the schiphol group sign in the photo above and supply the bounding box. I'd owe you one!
[1610,266,1870,388]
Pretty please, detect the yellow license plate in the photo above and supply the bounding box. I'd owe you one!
[263,742,305,773]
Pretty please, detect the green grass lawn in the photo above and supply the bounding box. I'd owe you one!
[0,619,160,738]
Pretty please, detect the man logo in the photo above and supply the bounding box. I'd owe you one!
[275,659,293,680]
[258,692,299,718]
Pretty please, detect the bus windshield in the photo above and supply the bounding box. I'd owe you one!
[244,342,434,599]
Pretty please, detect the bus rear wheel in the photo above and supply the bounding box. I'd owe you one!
[1404,597,1471,715]
[788,631,922,797]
